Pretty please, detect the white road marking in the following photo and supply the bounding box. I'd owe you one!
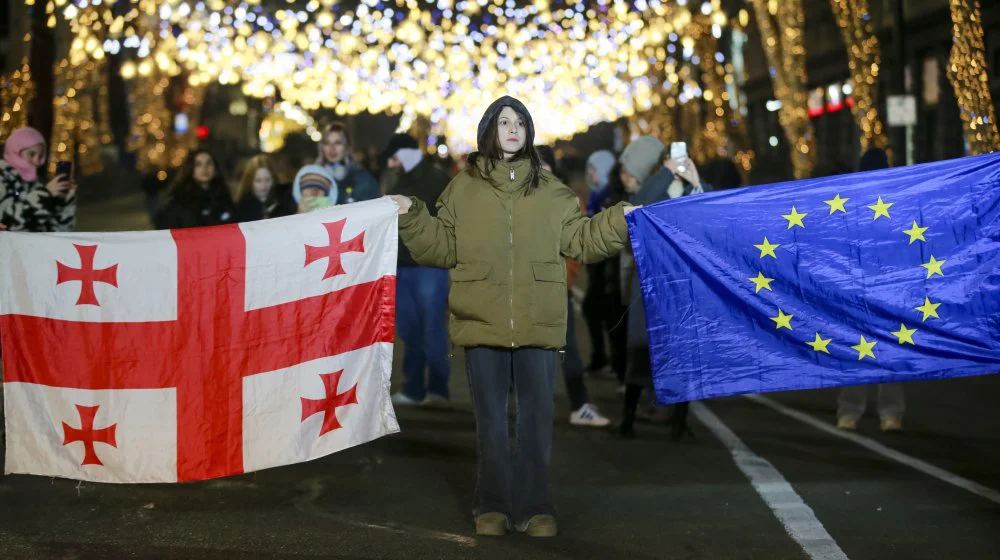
[692,402,850,560]
[293,477,477,547]
[745,394,1000,506]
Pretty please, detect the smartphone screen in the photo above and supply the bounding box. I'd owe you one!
[55,160,73,181]
[670,142,688,161]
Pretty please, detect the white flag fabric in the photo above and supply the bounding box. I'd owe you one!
[1,199,400,483]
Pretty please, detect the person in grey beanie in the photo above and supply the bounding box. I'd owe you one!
[618,136,665,193]
[616,136,704,439]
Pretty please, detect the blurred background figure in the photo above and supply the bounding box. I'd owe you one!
[0,126,76,233]
[701,157,745,191]
[316,122,379,204]
[836,147,905,433]
[582,150,620,382]
[810,160,852,180]
[382,133,453,407]
[154,149,235,230]
[537,145,611,427]
[140,169,170,224]
[603,162,631,394]
[234,154,295,222]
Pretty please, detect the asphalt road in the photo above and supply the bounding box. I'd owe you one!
[1,195,998,559]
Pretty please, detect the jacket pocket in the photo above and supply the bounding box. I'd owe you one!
[530,262,566,327]
[451,262,491,282]
[449,262,492,323]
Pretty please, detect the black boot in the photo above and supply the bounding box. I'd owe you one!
[669,401,694,441]
[617,384,642,439]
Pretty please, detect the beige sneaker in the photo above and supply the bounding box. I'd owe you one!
[523,514,558,538]
[474,512,508,536]
[836,416,857,431]
[880,417,903,432]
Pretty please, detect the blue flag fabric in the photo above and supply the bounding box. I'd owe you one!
[627,153,1000,404]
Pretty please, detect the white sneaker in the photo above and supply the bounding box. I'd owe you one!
[391,392,424,407]
[616,384,626,396]
[570,404,610,427]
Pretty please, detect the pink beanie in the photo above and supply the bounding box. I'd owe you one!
[3,127,46,182]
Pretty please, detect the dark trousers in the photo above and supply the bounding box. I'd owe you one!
[396,266,450,400]
[582,263,609,370]
[621,348,690,438]
[563,292,588,411]
[607,289,628,382]
[465,347,557,526]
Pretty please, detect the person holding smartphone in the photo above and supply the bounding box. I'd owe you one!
[0,127,76,232]
[618,138,703,440]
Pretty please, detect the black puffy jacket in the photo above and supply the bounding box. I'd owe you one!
[154,184,237,230]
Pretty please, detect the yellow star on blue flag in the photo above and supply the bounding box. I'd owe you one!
[868,196,894,220]
[824,194,849,214]
[851,336,878,360]
[782,206,807,229]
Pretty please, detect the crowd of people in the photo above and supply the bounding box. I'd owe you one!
[0,100,905,538]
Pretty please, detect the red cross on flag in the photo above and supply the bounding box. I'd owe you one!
[0,199,400,483]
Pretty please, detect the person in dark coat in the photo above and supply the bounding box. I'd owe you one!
[702,157,745,190]
[154,149,236,230]
[381,133,454,406]
[603,163,631,390]
[617,136,704,439]
[234,154,295,222]
[581,150,619,379]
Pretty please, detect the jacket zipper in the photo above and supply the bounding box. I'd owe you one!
[508,164,515,348]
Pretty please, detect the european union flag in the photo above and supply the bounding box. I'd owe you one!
[628,153,1000,404]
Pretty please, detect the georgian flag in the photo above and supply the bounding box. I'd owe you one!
[0,199,400,483]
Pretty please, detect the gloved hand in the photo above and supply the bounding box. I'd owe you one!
[299,195,333,213]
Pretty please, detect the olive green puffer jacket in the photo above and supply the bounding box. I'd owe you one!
[398,157,629,349]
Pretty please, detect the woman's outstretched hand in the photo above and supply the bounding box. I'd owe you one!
[387,195,412,214]
[624,205,642,216]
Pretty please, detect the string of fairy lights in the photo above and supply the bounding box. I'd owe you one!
[0,53,35,141]
[1,0,996,177]
[829,0,888,153]
[695,30,753,170]
[625,4,755,172]
[749,0,816,179]
[946,0,999,155]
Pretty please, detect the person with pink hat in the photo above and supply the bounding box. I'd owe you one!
[0,127,76,232]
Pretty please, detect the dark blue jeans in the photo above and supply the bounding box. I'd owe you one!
[465,347,557,528]
[396,266,450,400]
